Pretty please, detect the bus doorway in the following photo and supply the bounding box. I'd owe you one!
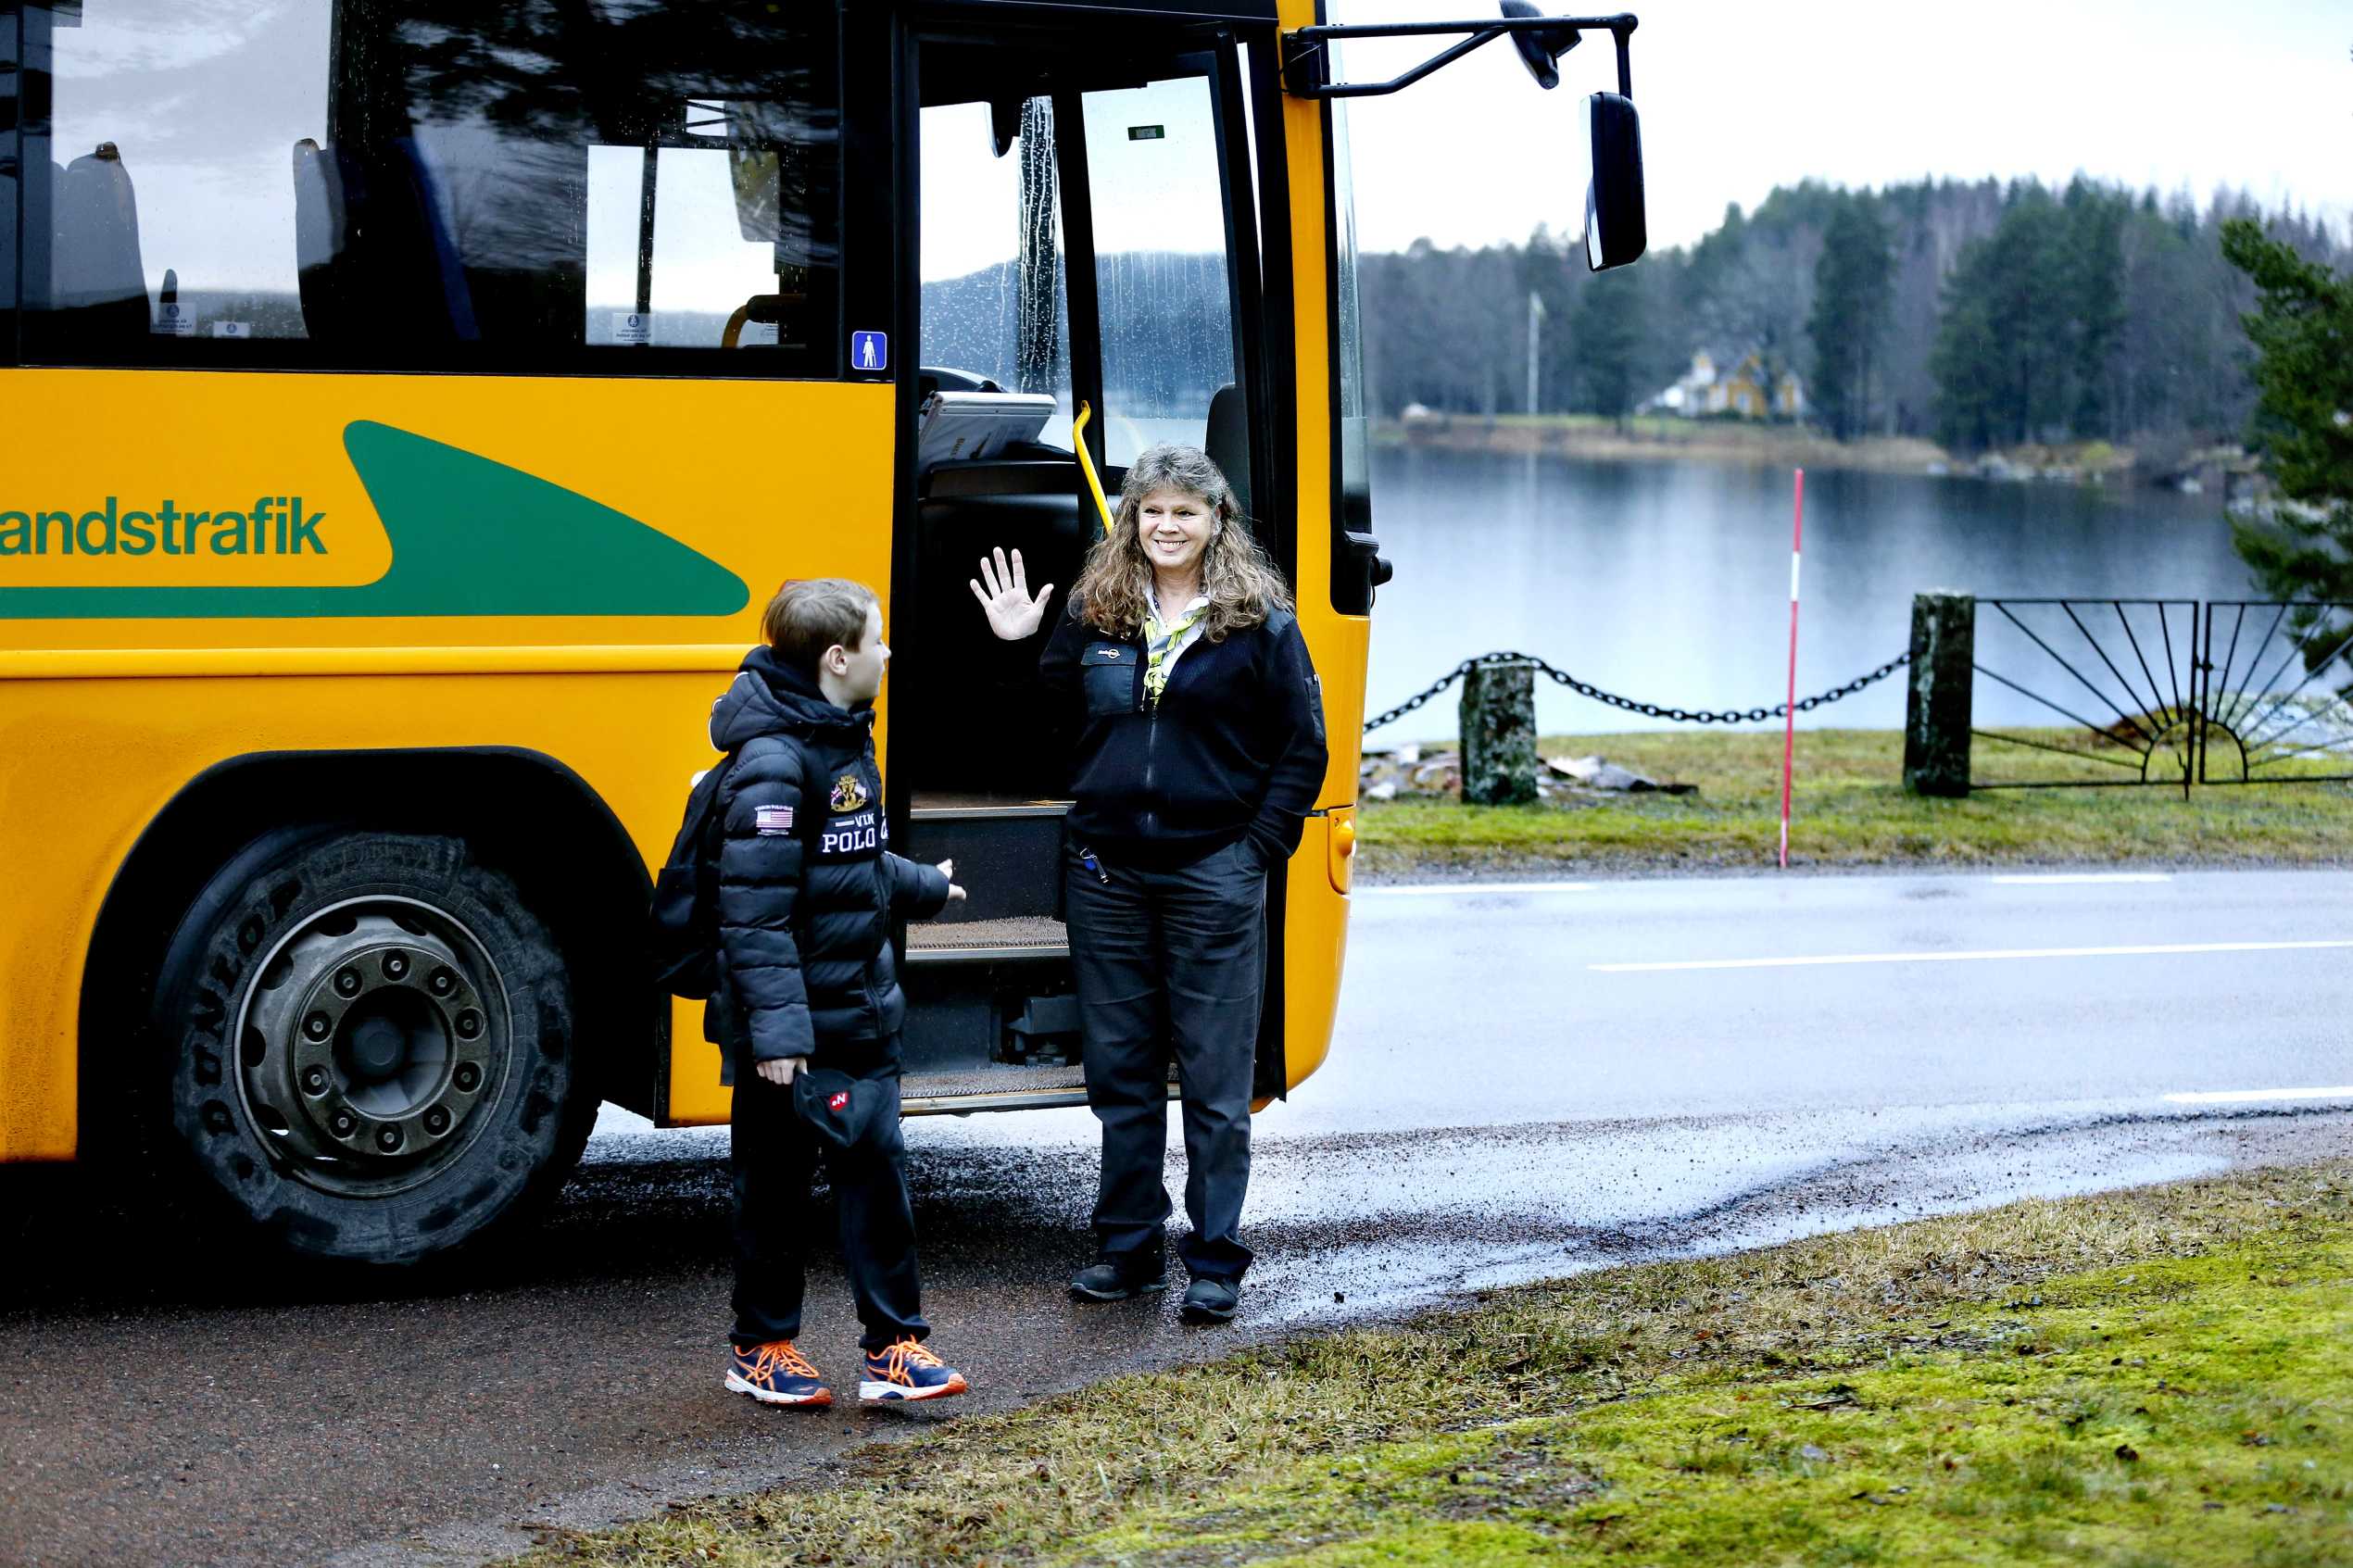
[888,22,1277,1110]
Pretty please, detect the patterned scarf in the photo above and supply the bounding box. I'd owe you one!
[1143,594,1209,708]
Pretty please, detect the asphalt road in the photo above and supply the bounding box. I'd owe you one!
[3,868,2348,1566]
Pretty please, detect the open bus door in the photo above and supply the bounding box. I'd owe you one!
[881,6,1284,1109]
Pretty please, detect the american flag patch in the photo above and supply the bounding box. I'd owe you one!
[755,805,795,835]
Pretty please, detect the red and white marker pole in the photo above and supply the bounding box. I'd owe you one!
[1779,468,1805,871]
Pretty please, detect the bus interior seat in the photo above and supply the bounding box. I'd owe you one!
[1205,381,1252,523]
[291,139,350,340]
[49,145,150,343]
[290,138,478,345]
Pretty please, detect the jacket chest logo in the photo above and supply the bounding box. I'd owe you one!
[819,808,881,858]
[830,771,871,813]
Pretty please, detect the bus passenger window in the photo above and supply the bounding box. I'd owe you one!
[18,1,331,357]
[1080,77,1239,467]
[585,129,814,352]
[1,6,18,345]
[0,7,17,341]
[16,2,838,376]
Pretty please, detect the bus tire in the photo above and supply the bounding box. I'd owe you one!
[145,827,595,1267]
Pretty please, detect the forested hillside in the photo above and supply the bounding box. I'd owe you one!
[1359,178,2348,451]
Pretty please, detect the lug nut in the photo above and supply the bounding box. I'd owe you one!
[300,1066,329,1095]
[428,968,457,997]
[383,953,409,980]
[333,968,361,997]
[330,1110,359,1137]
[453,1063,482,1093]
[423,1106,452,1135]
[455,1010,483,1040]
[375,1125,403,1153]
[303,1011,332,1040]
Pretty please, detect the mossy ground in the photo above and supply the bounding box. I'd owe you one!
[1357,728,2353,877]
[515,1163,2351,1567]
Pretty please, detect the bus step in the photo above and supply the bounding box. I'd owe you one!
[908,792,1072,822]
[903,913,1068,964]
[900,1060,1176,1114]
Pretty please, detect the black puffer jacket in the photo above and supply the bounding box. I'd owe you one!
[702,646,950,1075]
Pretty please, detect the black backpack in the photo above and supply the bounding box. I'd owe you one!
[648,753,741,999]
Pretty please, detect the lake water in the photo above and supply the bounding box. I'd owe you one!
[1363,447,2259,742]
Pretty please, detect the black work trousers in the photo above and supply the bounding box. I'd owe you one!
[1065,835,1267,1283]
[727,1062,927,1351]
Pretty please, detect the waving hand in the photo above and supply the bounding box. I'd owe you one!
[968,546,1054,642]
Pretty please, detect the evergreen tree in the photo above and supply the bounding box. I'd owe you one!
[2222,220,2353,622]
[2060,179,2128,437]
[1570,265,1644,422]
[1806,194,1894,439]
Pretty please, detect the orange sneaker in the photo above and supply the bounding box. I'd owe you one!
[860,1337,967,1403]
[725,1339,831,1407]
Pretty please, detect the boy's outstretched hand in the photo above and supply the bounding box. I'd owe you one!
[937,859,967,904]
[969,546,1052,641]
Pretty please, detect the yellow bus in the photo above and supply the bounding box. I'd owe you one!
[0,0,1642,1263]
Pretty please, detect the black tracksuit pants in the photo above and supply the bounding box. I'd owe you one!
[1065,835,1267,1283]
[727,1061,926,1351]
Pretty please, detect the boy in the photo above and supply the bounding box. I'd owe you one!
[706,577,968,1407]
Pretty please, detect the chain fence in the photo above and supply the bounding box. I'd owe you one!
[1363,650,1914,734]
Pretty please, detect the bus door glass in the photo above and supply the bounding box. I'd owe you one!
[917,96,1074,445]
[1079,72,1241,471]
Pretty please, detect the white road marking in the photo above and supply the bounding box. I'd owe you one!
[2162,1085,2353,1106]
[1990,872,2173,884]
[1592,939,2353,973]
[1361,881,1600,897]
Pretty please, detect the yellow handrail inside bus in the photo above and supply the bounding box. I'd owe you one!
[1073,400,1114,539]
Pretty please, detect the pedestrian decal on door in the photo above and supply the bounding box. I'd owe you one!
[852,331,888,372]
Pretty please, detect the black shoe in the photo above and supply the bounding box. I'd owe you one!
[1069,1260,1166,1301]
[1180,1275,1239,1323]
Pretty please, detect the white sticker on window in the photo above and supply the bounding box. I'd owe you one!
[611,311,653,345]
[153,303,196,337]
[208,320,252,339]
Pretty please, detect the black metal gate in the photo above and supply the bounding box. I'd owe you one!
[1969,599,2353,792]
[2197,603,2353,786]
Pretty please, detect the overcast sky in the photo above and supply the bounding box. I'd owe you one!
[1330,0,2353,255]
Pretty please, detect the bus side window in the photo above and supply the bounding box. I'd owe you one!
[16,2,840,377]
[1,6,17,358]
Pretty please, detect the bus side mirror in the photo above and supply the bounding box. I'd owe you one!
[1583,91,1646,271]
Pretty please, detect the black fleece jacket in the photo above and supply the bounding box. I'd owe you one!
[1038,604,1327,869]
[702,646,951,1073]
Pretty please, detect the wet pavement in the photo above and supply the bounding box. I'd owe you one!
[3,868,2350,1566]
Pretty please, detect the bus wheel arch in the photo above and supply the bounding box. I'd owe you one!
[81,748,658,1265]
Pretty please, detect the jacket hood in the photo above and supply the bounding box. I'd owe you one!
[710,644,875,752]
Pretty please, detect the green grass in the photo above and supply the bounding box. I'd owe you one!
[1358,728,2353,876]
[514,1163,2353,1567]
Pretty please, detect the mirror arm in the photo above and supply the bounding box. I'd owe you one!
[1281,13,1637,100]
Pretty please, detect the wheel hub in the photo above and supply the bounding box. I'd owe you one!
[237,902,508,1194]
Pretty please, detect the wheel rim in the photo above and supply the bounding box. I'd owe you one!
[234,896,511,1198]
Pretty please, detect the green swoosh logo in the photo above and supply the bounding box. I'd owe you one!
[0,421,749,621]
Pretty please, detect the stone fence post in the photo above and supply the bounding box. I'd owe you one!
[1461,659,1539,805]
[1904,592,1974,797]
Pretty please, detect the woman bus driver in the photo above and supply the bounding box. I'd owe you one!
[971,445,1327,1323]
